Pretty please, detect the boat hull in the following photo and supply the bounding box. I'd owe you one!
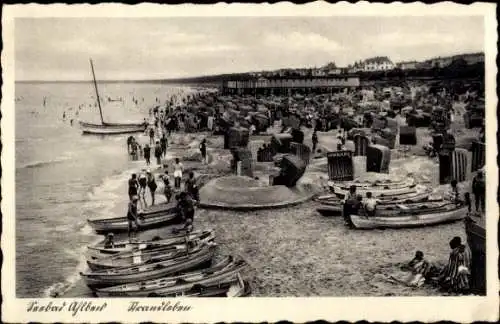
[87,212,180,234]
[80,121,147,135]
[86,230,214,258]
[81,245,216,288]
[95,258,247,297]
[350,205,467,229]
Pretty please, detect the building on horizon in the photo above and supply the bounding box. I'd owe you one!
[358,56,395,72]
[222,75,360,95]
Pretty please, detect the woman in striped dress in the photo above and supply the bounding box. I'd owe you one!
[438,236,472,294]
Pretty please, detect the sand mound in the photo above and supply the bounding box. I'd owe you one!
[199,175,315,210]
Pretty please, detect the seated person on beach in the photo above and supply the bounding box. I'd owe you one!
[436,236,472,294]
[363,192,379,216]
[444,179,461,204]
[103,233,115,249]
[406,251,433,286]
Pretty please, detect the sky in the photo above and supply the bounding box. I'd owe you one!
[15,16,484,81]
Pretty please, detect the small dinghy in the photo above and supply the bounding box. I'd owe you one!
[87,235,214,270]
[86,230,214,259]
[87,211,180,234]
[349,203,467,229]
[95,257,247,297]
[81,244,216,288]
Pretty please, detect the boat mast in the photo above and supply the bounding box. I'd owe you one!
[89,58,105,124]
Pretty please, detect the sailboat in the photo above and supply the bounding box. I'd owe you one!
[79,59,148,135]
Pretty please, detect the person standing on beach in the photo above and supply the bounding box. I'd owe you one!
[154,141,163,165]
[128,174,139,201]
[199,138,207,164]
[160,135,168,158]
[471,171,485,215]
[161,171,173,203]
[146,170,157,206]
[173,158,184,190]
[149,127,155,145]
[143,144,151,165]
[138,171,148,208]
[127,196,140,241]
[312,130,318,153]
[185,171,199,202]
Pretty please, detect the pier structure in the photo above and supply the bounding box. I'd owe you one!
[221,75,361,96]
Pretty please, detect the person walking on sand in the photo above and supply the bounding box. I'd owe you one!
[312,130,318,153]
[127,196,140,241]
[154,141,163,165]
[160,134,168,158]
[143,144,151,165]
[173,158,184,190]
[128,173,139,201]
[146,170,157,206]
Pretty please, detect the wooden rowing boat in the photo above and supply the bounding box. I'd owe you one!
[86,230,214,259]
[94,255,234,296]
[155,274,250,297]
[315,192,439,216]
[329,178,415,191]
[87,212,180,234]
[349,204,467,229]
[331,183,424,198]
[95,257,247,297]
[87,235,214,270]
[81,244,216,288]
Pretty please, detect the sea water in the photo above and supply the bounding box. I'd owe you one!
[14,82,196,297]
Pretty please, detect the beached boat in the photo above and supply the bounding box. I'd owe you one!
[331,182,422,198]
[155,274,250,297]
[87,211,180,234]
[95,257,247,297]
[315,192,437,216]
[87,236,214,270]
[81,244,216,288]
[86,229,214,259]
[79,59,147,135]
[319,200,453,217]
[349,204,467,229]
[329,178,415,191]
